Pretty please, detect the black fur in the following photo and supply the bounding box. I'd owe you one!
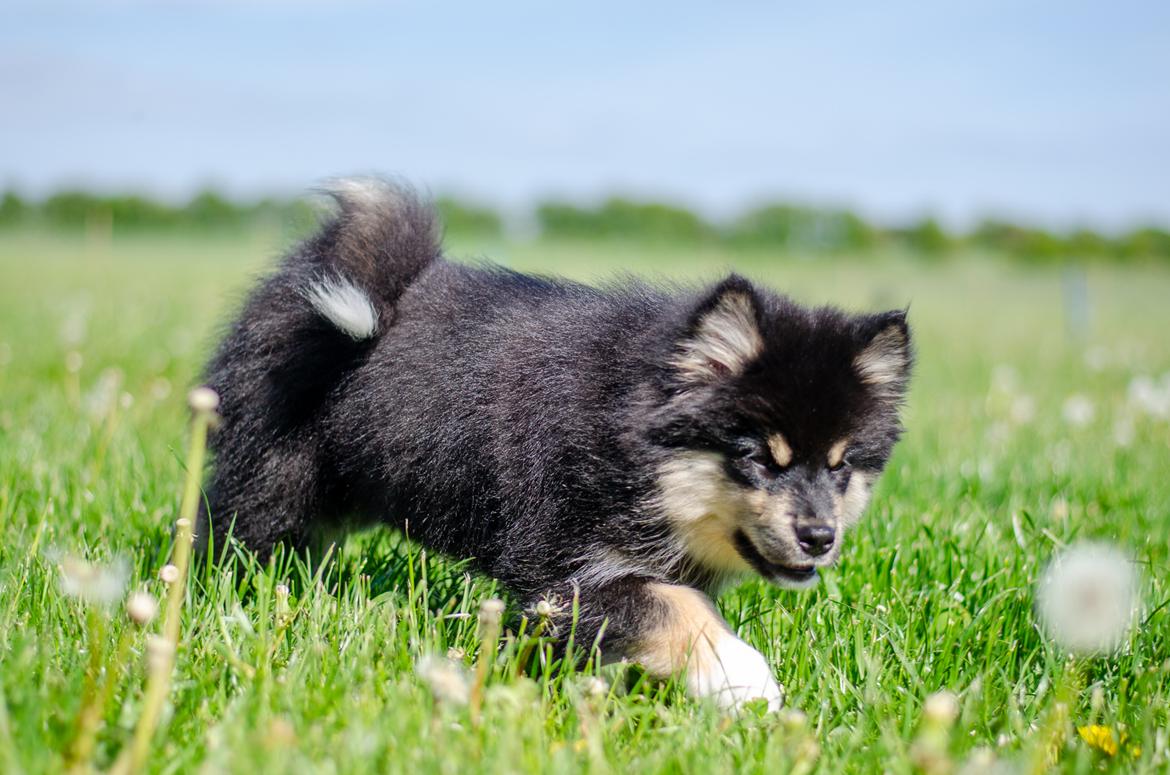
[201,180,912,664]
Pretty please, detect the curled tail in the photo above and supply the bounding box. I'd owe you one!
[302,178,442,336]
[200,178,441,553]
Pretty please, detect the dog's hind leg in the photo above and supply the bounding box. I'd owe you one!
[535,578,783,712]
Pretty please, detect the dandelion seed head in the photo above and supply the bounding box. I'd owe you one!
[535,599,553,618]
[1009,395,1036,425]
[58,555,128,608]
[923,690,960,726]
[478,598,504,626]
[126,591,158,626]
[1036,542,1141,655]
[416,655,470,705]
[159,564,180,584]
[1062,395,1095,428]
[583,676,608,699]
[187,386,220,413]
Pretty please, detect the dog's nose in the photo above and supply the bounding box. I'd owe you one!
[795,523,835,557]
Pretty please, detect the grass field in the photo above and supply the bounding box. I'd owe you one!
[1,231,1168,773]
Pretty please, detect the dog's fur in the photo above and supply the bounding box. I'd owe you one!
[201,179,912,710]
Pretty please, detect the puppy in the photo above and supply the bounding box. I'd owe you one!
[201,179,912,710]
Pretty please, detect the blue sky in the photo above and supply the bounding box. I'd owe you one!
[2,1,1168,228]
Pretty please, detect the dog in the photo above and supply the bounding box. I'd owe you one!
[200,178,912,711]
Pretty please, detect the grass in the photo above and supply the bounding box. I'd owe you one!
[0,230,1168,773]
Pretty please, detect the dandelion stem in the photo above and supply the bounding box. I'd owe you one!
[111,393,214,775]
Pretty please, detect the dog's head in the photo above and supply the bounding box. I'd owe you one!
[648,274,912,589]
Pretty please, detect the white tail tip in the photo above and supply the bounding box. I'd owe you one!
[304,276,379,340]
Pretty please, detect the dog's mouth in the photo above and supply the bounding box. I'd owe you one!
[733,530,819,587]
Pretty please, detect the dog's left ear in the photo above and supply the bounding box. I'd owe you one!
[854,310,912,400]
[671,274,764,383]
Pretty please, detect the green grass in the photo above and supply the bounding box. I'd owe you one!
[1,231,1168,773]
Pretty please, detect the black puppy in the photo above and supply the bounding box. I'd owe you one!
[202,179,912,710]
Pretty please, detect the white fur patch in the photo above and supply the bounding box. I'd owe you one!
[691,632,784,712]
[854,325,909,391]
[672,292,763,382]
[304,276,379,340]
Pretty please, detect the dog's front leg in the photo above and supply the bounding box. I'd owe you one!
[627,582,783,711]
[558,579,782,711]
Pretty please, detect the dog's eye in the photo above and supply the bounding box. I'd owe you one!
[738,445,783,473]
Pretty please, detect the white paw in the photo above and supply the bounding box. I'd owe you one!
[688,635,783,712]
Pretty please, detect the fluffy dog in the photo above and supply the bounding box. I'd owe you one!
[201,179,912,710]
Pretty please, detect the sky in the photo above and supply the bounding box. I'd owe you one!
[2,0,1168,229]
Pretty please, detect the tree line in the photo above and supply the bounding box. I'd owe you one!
[2,189,1167,263]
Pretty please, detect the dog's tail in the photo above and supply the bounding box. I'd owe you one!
[200,179,442,553]
[298,177,442,339]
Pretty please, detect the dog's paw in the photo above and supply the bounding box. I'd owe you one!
[688,635,784,713]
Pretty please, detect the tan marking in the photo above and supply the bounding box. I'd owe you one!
[854,324,910,391]
[827,439,849,468]
[627,583,730,677]
[766,434,793,468]
[655,451,752,574]
[670,292,763,382]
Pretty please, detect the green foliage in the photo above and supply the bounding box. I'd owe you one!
[436,197,502,236]
[1,235,1168,773]
[0,191,28,227]
[2,187,1169,265]
[537,198,713,242]
[729,205,878,252]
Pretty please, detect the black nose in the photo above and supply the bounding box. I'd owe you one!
[795,523,835,557]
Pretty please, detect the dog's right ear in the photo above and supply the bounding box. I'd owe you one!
[670,275,764,383]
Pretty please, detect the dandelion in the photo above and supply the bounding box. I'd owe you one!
[582,676,608,699]
[158,564,180,584]
[416,655,470,706]
[923,690,960,726]
[1128,375,1170,420]
[1009,394,1036,425]
[1112,416,1136,448]
[1036,542,1141,655]
[1078,725,1120,756]
[1061,395,1095,428]
[991,364,1019,395]
[187,386,220,413]
[58,555,129,608]
[126,592,158,627]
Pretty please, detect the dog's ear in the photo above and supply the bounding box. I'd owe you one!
[671,274,764,382]
[854,310,912,400]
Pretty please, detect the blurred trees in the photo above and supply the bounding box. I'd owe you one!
[0,186,1167,263]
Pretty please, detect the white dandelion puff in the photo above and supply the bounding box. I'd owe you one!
[1128,376,1170,420]
[1112,416,1136,448]
[1036,542,1142,655]
[126,591,159,626]
[1009,395,1036,425]
[1061,395,1095,428]
[58,555,129,608]
[416,655,470,705]
[187,386,220,413]
[159,564,180,584]
[923,690,960,726]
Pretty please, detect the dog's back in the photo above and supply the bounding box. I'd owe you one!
[201,180,667,590]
